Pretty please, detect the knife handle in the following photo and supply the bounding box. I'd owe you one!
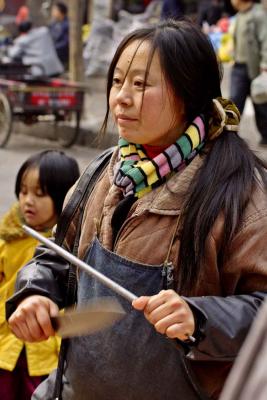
[51,316,60,332]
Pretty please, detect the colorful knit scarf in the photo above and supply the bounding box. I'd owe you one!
[114,115,206,199]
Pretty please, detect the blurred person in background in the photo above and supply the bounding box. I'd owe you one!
[0,150,79,400]
[0,0,5,13]
[49,2,69,66]
[161,0,185,19]
[224,0,236,14]
[7,20,64,77]
[230,0,267,146]
[197,0,225,30]
[15,5,30,26]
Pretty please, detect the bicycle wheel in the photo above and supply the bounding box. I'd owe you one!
[54,110,81,148]
[0,93,12,148]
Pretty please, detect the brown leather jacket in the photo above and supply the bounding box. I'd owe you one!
[7,148,267,399]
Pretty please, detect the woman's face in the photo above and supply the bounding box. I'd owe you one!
[109,40,187,146]
[19,167,57,231]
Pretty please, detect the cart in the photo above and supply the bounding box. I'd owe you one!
[0,62,85,148]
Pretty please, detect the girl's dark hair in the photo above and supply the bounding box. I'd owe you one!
[15,150,80,216]
[102,19,267,295]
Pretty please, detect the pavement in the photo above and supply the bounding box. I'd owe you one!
[0,63,267,216]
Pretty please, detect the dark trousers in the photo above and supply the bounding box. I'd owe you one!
[0,350,44,400]
[230,63,267,141]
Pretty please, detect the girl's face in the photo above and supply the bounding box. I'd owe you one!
[109,40,187,146]
[19,168,57,231]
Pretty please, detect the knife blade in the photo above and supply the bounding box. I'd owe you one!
[51,297,126,338]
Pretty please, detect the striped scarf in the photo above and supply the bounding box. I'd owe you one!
[114,115,206,199]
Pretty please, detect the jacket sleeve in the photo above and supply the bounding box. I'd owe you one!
[7,39,25,60]
[184,291,267,361]
[0,241,5,284]
[5,241,70,320]
[184,200,267,361]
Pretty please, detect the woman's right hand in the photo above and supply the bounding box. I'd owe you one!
[8,295,59,342]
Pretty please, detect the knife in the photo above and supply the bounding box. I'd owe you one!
[51,297,126,338]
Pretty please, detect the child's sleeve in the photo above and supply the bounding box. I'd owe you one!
[0,240,6,285]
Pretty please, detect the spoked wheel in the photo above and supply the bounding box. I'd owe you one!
[0,93,12,148]
[54,110,81,148]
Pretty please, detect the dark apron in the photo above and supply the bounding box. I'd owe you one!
[60,237,208,400]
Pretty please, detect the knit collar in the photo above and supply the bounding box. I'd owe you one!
[114,115,206,199]
[108,148,204,215]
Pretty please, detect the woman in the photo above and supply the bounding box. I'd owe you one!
[6,20,267,400]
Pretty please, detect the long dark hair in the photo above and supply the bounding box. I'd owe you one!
[102,19,222,127]
[15,150,80,216]
[102,19,267,295]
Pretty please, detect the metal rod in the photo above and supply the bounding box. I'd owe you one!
[23,225,196,343]
[23,225,137,303]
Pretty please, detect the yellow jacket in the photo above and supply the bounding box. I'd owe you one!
[0,203,60,376]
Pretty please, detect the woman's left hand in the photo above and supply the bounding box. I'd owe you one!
[132,289,195,341]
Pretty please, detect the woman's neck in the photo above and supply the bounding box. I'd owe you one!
[142,143,169,159]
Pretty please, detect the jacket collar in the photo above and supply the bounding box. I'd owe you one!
[0,203,52,242]
[0,203,26,242]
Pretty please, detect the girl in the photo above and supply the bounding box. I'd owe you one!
[0,150,79,400]
[7,20,267,400]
